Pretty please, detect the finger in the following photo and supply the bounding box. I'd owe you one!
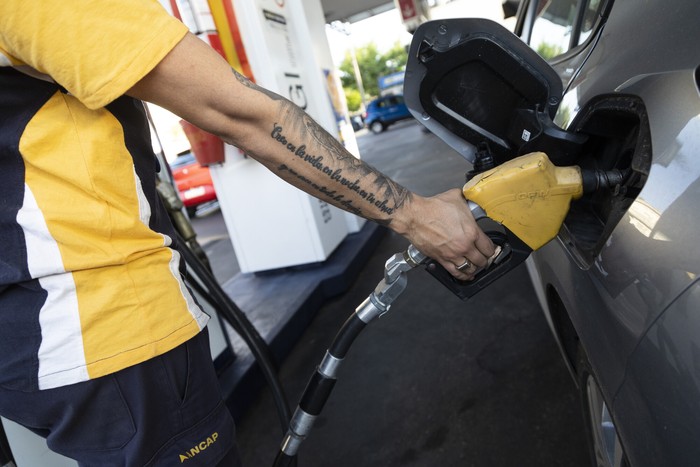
[456,247,488,271]
[454,243,502,277]
[469,245,503,275]
[454,256,477,274]
[474,229,497,258]
[446,259,477,281]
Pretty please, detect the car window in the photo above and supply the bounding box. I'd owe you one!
[577,0,602,45]
[529,0,602,60]
[530,0,580,59]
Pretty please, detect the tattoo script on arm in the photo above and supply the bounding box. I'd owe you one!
[233,69,412,225]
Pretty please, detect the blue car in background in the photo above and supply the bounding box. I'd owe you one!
[364,94,413,134]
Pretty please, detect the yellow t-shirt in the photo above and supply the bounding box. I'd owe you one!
[0,0,208,390]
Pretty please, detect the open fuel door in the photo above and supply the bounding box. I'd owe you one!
[404,18,590,299]
[404,18,586,166]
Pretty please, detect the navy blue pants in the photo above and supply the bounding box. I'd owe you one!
[0,328,241,466]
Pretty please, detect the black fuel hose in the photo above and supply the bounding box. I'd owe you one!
[272,312,368,467]
[174,233,293,435]
[271,280,404,467]
[272,246,426,467]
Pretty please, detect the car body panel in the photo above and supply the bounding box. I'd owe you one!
[535,1,700,358]
[403,0,700,464]
[530,67,700,406]
[615,280,700,466]
[524,1,700,465]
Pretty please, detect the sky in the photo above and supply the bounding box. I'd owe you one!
[325,9,414,65]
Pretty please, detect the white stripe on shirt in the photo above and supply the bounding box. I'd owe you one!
[17,184,88,389]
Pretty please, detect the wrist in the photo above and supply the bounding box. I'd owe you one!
[388,192,423,237]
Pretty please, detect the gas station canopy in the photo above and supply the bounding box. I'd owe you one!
[320,0,394,23]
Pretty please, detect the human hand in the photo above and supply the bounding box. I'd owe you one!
[396,189,496,281]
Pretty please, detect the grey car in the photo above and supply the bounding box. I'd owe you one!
[403,1,700,466]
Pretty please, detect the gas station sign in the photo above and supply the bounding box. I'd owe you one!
[394,0,429,33]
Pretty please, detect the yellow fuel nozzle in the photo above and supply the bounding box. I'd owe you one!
[463,152,583,250]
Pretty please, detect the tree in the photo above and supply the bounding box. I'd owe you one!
[339,41,408,102]
[343,88,362,112]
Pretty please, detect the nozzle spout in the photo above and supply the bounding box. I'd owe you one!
[581,168,626,194]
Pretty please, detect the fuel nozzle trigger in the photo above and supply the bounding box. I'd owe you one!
[424,219,532,300]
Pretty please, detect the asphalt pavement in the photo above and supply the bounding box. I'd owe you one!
[192,119,589,466]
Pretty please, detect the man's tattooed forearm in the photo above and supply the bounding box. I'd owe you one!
[235,67,412,217]
[232,69,286,103]
[302,114,362,167]
[278,164,363,215]
[296,116,411,212]
[277,163,397,227]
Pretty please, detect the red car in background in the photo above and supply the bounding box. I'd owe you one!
[168,151,217,217]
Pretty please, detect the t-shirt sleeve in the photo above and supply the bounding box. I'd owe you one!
[0,0,188,109]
